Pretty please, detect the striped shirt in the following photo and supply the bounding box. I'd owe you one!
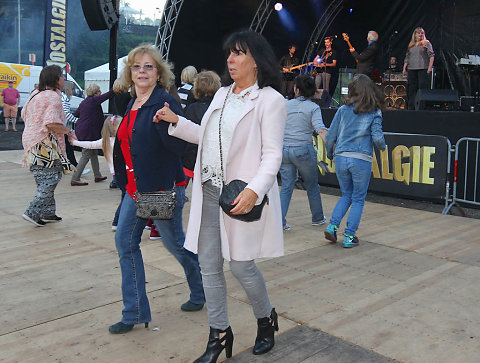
[61,92,78,129]
[177,82,193,109]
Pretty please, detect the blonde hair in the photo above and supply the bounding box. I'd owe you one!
[63,82,75,98]
[101,115,122,163]
[408,27,427,49]
[193,71,221,99]
[86,83,100,97]
[116,44,175,96]
[181,65,198,84]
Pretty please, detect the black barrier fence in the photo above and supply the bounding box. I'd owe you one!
[313,132,452,201]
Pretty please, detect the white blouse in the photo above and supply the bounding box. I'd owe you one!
[201,85,254,188]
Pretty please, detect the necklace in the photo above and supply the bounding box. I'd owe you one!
[134,92,151,104]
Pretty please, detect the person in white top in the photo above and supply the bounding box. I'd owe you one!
[69,115,122,228]
[155,30,287,362]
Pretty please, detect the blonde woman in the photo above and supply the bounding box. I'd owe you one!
[402,27,434,109]
[109,44,205,334]
[178,65,198,108]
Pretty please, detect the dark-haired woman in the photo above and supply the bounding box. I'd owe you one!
[155,30,286,362]
[279,75,327,231]
[324,74,386,248]
[21,65,75,226]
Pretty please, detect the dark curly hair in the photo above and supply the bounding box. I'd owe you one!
[294,75,316,98]
[346,74,385,114]
[221,30,281,92]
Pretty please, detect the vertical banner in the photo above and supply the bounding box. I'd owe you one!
[43,0,68,68]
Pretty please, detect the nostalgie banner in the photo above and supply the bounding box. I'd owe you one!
[43,0,68,68]
[314,132,450,200]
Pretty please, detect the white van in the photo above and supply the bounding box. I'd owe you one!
[0,62,84,113]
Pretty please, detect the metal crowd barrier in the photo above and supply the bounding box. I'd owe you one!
[443,137,480,214]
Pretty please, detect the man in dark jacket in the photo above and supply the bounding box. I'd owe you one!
[349,30,379,78]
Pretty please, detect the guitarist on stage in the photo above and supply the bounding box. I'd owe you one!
[346,30,379,78]
[313,37,337,94]
[280,44,299,98]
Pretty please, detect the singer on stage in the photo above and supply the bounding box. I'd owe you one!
[313,37,337,94]
[402,27,435,110]
[280,45,299,98]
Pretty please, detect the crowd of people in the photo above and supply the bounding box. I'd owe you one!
[18,28,404,362]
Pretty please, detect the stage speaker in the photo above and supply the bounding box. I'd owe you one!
[415,89,459,111]
[81,0,118,31]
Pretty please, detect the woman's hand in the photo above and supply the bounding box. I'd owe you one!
[153,102,179,124]
[427,67,432,75]
[229,188,258,215]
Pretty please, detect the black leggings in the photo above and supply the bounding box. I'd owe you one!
[407,69,429,110]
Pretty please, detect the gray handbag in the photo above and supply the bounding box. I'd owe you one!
[135,189,176,220]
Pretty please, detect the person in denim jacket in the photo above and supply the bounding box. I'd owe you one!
[324,74,386,248]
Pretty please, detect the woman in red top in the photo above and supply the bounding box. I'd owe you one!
[109,44,205,334]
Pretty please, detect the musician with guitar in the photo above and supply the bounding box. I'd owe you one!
[279,45,299,98]
[344,31,379,78]
[313,37,337,94]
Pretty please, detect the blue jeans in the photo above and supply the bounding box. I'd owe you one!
[280,144,325,226]
[114,186,205,324]
[330,155,372,236]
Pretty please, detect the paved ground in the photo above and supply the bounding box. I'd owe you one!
[1,149,480,362]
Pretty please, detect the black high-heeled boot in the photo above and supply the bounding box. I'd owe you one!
[193,326,234,363]
[252,308,279,355]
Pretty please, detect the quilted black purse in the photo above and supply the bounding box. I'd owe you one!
[217,86,268,222]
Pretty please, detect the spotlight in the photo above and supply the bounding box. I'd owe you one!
[274,3,283,11]
[349,8,353,14]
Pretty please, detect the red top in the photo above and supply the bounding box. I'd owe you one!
[117,109,186,199]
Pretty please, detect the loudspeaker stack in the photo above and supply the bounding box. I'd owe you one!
[81,0,118,31]
[383,72,407,109]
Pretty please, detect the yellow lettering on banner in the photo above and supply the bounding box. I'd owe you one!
[52,7,66,19]
[420,147,435,184]
[380,147,393,180]
[50,51,66,62]
[51,18,65,26]
[52,0,66,10]
[51,26,66,39]
[410,146,421,183]
[392,145,410,185]
[50,42,66,52]
[46,60,66,67]
[371,152,381,178]
[50,34,65,42]
[314,135,335,174]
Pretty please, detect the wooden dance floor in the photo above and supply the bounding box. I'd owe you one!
[1,150,479,362]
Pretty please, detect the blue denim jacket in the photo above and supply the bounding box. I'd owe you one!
[325,104,386,160]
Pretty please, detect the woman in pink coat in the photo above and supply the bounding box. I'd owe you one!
[155,31,286,362]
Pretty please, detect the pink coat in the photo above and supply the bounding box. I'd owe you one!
[169,83,286,261]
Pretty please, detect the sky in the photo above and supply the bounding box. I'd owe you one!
[122,0,167,19]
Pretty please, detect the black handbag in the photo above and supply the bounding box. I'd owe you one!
[217,86,268,222]
[135,189,176,220]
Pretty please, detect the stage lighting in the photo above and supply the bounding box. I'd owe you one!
[274,3,283,11]
[349,8,353,13]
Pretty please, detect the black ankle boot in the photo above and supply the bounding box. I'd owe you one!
[194,326,234,363]
[252,308,279,355]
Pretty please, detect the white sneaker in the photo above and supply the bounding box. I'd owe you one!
[283,224,292,231]
[312,217,327,226]
[112,225,117,231]
[82,168,91,175]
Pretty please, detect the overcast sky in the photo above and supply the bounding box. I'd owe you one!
[124,0,167,18]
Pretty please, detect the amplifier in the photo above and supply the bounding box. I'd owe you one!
[460,96,479,111]
[383,72,408,82]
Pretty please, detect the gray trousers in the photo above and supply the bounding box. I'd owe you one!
[198,181,272,330]
[71,148,102,181]
[25,160,63,219]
